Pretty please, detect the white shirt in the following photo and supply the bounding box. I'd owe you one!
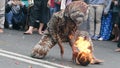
[60,0,66,10]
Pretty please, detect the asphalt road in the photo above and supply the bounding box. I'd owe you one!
[0,29,120,68]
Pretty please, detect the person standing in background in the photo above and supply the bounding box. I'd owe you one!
[54,0,61,12]
[24,0,50,35]
[88,0,112,40]
[0,0,5,33]
[98,11,113,41]
[112,0,120,52]
[48,0,56,17]
[98,0,113,41]
[111,0,120,42]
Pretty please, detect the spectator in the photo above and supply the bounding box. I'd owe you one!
[111,0,120,42]
[98,11,113,40]
[54,0,61,12]
[5,0,26,29]
[48,0,56,17]
[88,0,112,40]
[98,2,113,40]
[24,0,50,35]
[113,0,120,52]
[0,0,5,33]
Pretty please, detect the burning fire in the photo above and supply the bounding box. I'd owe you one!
[74,36,92,66]
[75,36,91,53]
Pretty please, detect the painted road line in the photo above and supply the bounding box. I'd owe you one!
[0,49,71,68]
[0,52,56,68]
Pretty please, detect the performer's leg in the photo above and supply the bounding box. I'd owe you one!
[31,35,56,59]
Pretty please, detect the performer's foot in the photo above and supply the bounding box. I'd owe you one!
[91,59,104,64]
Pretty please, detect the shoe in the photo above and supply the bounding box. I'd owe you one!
[8,24,13,29]
[92,35,99,40]
[98,37,103,41]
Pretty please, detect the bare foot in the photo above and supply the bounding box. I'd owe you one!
[91,59,104,64]
[24,30,32,35]
[112,36,119,42]
[38,31,44,35]
[112,38,119,42]
[115,48,120,52]
[0,29,3,33]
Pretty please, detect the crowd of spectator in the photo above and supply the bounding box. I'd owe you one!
[2,0,120,51]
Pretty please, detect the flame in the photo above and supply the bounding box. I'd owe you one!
[75,36,90,53]
[74,36,92,66]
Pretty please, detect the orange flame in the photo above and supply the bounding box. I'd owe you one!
[74,36,92,66]
[75,36,90,53]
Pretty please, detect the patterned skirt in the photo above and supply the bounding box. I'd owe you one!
[99,12,113,40]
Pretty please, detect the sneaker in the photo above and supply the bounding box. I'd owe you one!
[98,37,103,41]
[8,24,13,29]
[92,35,99,40]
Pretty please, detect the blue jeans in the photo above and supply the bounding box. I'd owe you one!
[54,3,60,12]
[6,11,13,25]
[49,7,56,17]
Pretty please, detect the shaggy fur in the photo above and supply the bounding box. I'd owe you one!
[30,1,103,66]
[31,1,89,59]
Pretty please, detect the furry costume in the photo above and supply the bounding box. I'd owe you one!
[31,1,89,58]
[31,1,103,66]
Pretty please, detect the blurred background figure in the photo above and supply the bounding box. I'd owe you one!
[111,0,120,42]
[48,0,56,17]
[112,0,120,52]
[54,0,61,12]
[0,0,5,33]
[88,0,112,40]
[24,0,50,35]
[5,0,26,30]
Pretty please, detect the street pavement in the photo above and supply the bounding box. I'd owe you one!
[0,29,120,68]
